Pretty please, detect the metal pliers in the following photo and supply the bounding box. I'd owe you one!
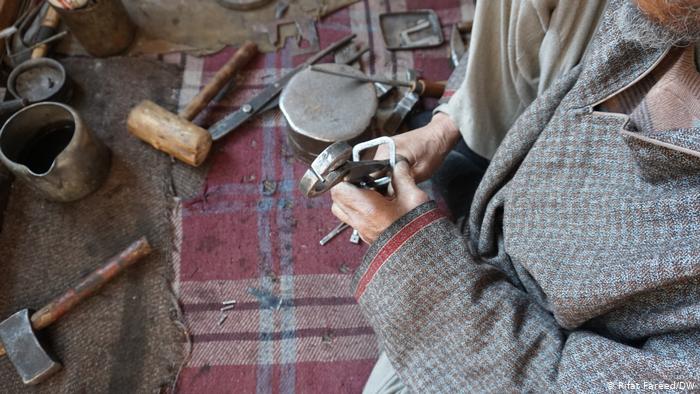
[299,137,397,198]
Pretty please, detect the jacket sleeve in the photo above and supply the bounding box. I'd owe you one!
[353,201,700,393]
[435,0,605,160]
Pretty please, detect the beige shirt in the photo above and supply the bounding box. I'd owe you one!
[436,0,607,159]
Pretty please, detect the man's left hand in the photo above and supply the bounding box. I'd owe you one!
[330,161,430,244]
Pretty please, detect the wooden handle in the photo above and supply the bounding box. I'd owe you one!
[31,7,61,59]
[413,79,446,98]
[180,41,258,121]
[128,100,213,166]
[0,0,21,56]
[457,20,473,32]
[0,237,152,357]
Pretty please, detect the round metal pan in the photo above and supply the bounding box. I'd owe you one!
[280,63,378,162]
[7,58,71,104]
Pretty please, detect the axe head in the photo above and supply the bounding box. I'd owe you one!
[0,309,62,385]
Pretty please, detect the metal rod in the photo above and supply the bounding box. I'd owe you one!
[320,222,350,246]
[304,34,356,66]
[10,31,68,58]
[308,65,413,89]
[344,47,370,65]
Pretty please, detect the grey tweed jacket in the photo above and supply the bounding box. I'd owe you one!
[351,1,700,392]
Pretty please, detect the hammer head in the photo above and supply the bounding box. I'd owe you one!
[127,100,213,167]
[0,309,62,385]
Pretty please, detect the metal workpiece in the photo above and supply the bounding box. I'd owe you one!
[309,65,414,89]
[379,10,444,50]
[0,102,111,202]
[334,43,370,66]
[383,90,419,134]
[349,229,361,244]
[309,65,445,98]
[52,0,135,57]
[275,1,290,18]
[299,141,353,197]
[374,82,394,99]
[450,21,472,68]
[381,69,421,134]
[298,137,397,198]
[289,17,320,56]
[0,309,61,385]
[320,222,350,245]
[353,136,396,166]
[280,63,378,160]
[450,24,466,68]
[352,136,395,188]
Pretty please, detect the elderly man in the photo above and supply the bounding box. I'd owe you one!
[330,0,700,392]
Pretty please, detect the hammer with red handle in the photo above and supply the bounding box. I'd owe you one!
[0,237,152,384]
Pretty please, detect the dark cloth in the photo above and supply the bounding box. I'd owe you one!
[432,140,489,221]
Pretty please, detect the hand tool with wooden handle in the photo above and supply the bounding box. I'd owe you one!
[31,6,61,59]
[0,237,152,359]
[128,41,258,166]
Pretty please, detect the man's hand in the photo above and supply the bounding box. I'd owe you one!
[374,113,460,183]
[330,161,429,244]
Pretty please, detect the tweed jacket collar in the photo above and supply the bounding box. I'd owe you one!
[570,0,699,161]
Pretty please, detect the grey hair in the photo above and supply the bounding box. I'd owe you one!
[616,0,700,49]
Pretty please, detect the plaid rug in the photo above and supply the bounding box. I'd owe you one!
[173,1,473,392]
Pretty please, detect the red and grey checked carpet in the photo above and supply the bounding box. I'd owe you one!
[172,1,472,392]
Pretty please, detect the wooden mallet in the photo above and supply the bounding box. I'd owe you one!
[128,41,258,166]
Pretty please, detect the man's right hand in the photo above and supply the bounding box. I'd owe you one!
[375,112,461,183]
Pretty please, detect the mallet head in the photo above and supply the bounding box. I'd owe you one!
[127,100,213,167]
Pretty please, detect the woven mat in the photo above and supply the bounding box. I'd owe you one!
[173,1,474,392]
[0,56,204,392]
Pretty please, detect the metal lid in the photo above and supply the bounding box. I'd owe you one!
[8,58,68,103]
[279,63,377,142]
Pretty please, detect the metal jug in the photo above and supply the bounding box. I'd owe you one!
[0,102,111,202]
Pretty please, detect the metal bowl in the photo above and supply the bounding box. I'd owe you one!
[7,58,71,104]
